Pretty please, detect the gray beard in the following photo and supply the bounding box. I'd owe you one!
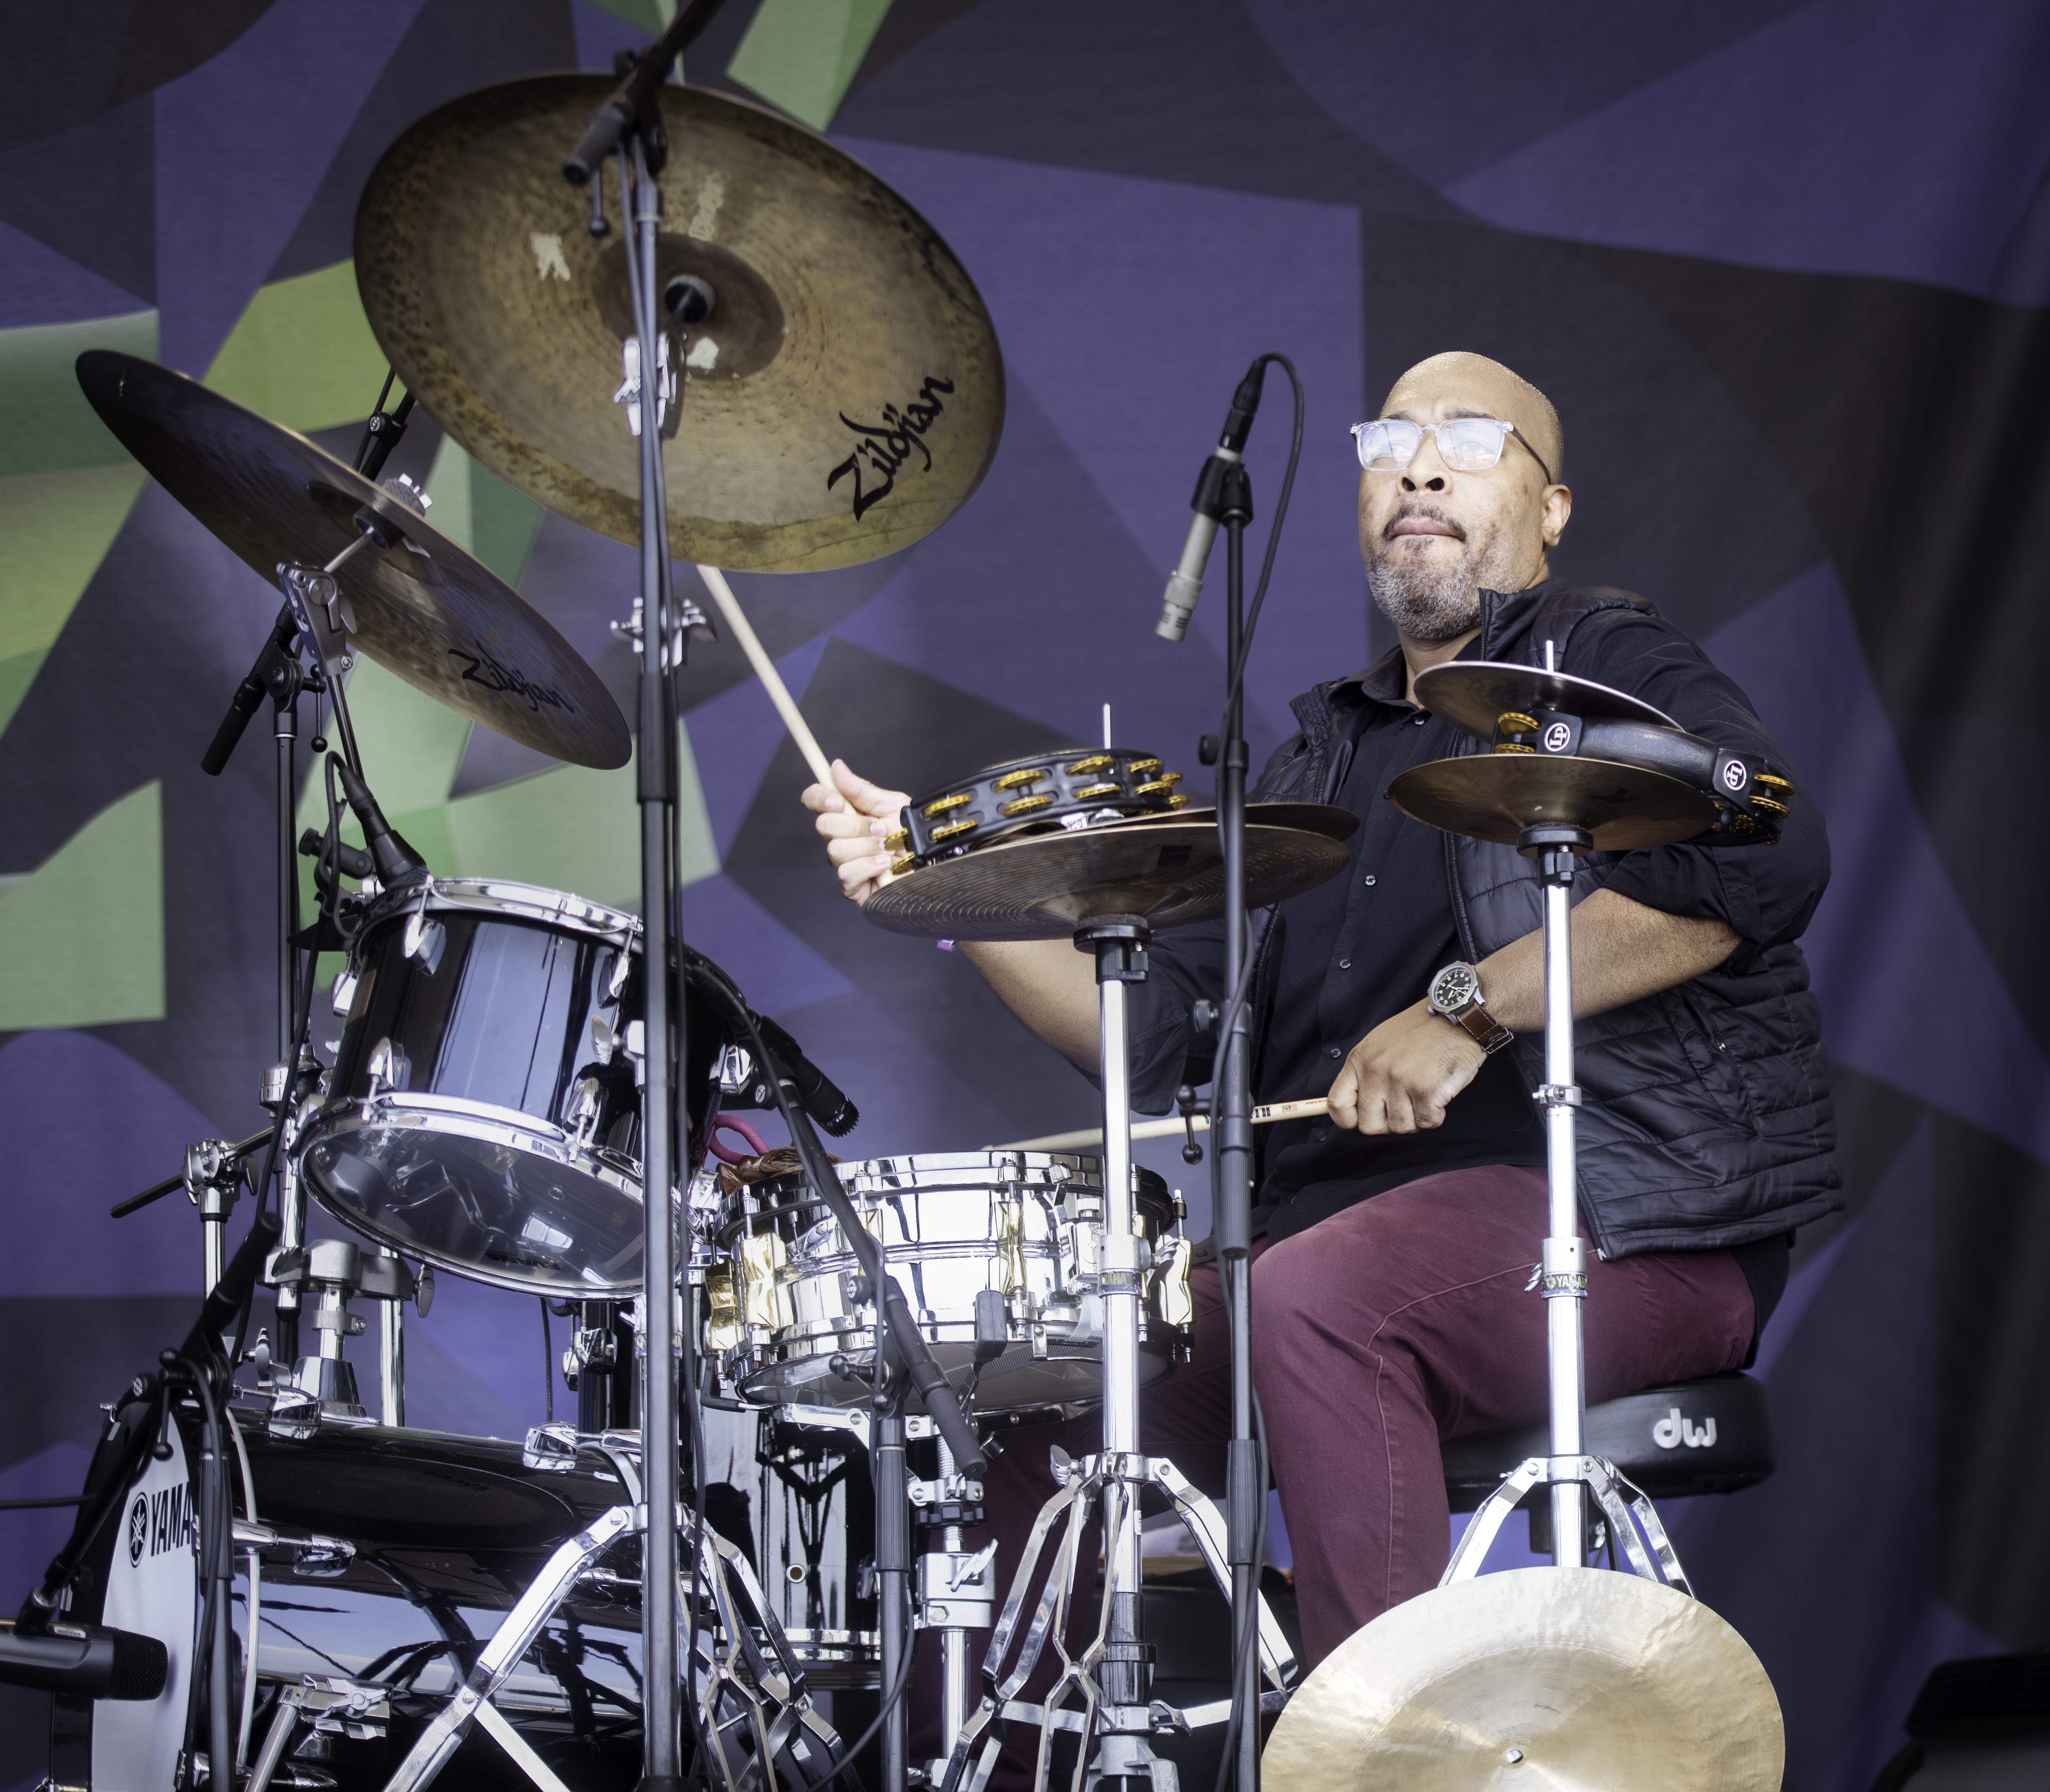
[1366,554,1485,644]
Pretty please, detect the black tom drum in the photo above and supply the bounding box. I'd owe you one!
[300,878,729,1294]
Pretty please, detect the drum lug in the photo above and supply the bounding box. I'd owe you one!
[523,1423,582,1472]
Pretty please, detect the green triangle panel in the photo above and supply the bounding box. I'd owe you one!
[0,781,164,1029]
[0,311,158,478]
[727,0,894,131]
[204,260,392,435]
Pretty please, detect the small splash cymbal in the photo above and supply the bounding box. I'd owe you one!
[76,351,630,769]
[1414,660,1679,742]
[1387,754,1720,850]
[355,76,1004,574]
[1262,1568,1783,1792]
[860,809,1353,941]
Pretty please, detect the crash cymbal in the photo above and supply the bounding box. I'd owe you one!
[1387,754,1720,851]
[355,76,1003,574]
[76,352,630,770]
[1413,660,1679,742]
[860,810,1352,941]
[1262,1568,1782,1792]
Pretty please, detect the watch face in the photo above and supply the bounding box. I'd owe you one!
[1432,964,1478,1011]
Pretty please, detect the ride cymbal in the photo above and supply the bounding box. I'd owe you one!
[1412,660,1680,743]
[860,808,1353,941]
[1262,1569,1783,1792]
[76,351,630,770]
[1387,754,1720,851]
[355,76,1003,574]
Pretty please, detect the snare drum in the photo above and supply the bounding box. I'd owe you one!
[706,1151,1194,1416]
[300,878,730,1294]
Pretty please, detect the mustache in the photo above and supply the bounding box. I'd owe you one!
[1382,502,1467,543]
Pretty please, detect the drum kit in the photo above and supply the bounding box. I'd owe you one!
[2,6,1798,1790]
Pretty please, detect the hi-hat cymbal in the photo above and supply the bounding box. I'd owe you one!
[76,351,630,770]
[1388,754,1719,850]
[860,808,1354,941]
[1262,1568,1783,1792]
[1414,661,1679,742]
[355,77,1003,574]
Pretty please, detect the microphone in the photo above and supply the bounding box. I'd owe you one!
[756,1016,860,1137]
[1157,359,1267,642]
[0,1619,168,1700]
[333,759,430,888]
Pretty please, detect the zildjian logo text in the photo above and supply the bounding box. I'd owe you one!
[447,646,575,714]
[827,377,955,519]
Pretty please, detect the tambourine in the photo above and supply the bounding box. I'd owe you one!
[1485,707,1792,841]
[887,746,1191,873]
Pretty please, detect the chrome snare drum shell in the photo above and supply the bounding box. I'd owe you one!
[300,877,730,1294]
[710,1150,1192,1417]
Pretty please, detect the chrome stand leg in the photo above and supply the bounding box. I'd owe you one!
[378,1256,405,1429]
[1436,822,1695,1597]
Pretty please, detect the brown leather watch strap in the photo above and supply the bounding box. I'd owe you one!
[1453,1004,1514,1054]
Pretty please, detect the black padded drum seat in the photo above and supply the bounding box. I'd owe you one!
[1441,1372,1777,1512]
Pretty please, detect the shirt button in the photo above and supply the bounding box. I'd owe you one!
[1338,958,1352,970]
[1411,712,1427,725]
[1327,1046,1343,1060]
[1363,875,1377,886]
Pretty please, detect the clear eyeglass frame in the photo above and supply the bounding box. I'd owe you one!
[1351,416,1530,476]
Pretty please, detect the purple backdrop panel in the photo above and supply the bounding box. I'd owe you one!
[153,0,429,373]
[828,372,1236,773]
[1682,1123,1936,1789]
[1817,1598,2007,1792]
[679,871,854,1021]
[1706,563,2050,1165]
[0,1032,225,1298]
[1439,0,2050,301]
[1246,0,1806,190]
[687,635,832,859]
[839,136,1369,730]
[0,219,152,330]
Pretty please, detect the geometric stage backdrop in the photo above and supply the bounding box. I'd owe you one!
[5,5,2050,1787]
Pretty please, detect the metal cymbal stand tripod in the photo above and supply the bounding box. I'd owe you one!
[1438,812,1691,1591]
[940,915,1298,1792]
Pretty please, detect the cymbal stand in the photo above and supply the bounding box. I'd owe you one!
[1439,823,1691,1591]
[940,917,1298,1792]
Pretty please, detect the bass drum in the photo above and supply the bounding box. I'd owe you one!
[300,878,733,1294]
[50,1412,834,1790]
[698,1404,879,1687]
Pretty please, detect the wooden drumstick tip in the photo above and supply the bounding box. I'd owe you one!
[992,1095,1331,1153]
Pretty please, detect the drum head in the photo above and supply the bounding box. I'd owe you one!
[302,1107,665,1293]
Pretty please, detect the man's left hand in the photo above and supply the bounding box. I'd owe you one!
[1326,1003,1487,1134]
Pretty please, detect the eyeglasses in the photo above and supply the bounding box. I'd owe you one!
[1351,416,1553,485]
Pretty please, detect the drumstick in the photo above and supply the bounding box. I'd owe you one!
[695,563,836,790]
[994,1097,1332,1153]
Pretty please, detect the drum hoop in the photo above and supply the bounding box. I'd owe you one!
[357,875,641,945]
[303,1095,659,1195]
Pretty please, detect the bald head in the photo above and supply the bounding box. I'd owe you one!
[1382,352,1564,484]
[1356,351,1574,648]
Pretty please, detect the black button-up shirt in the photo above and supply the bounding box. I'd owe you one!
[1135,642,1544,1245]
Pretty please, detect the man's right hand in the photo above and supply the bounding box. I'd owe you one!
[802,760,910,903]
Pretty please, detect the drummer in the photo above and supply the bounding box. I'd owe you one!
[804,351,1838,1744]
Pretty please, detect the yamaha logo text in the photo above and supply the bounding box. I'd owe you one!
[127,1484,197,1564]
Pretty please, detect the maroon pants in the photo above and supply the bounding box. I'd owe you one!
[909,1164,1755,1775]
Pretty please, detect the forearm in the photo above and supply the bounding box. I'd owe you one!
[959,938,1103,1068]
[1474,888,1739,1033]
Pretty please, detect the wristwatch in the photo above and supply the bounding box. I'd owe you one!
[1426,961,1514,1054]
